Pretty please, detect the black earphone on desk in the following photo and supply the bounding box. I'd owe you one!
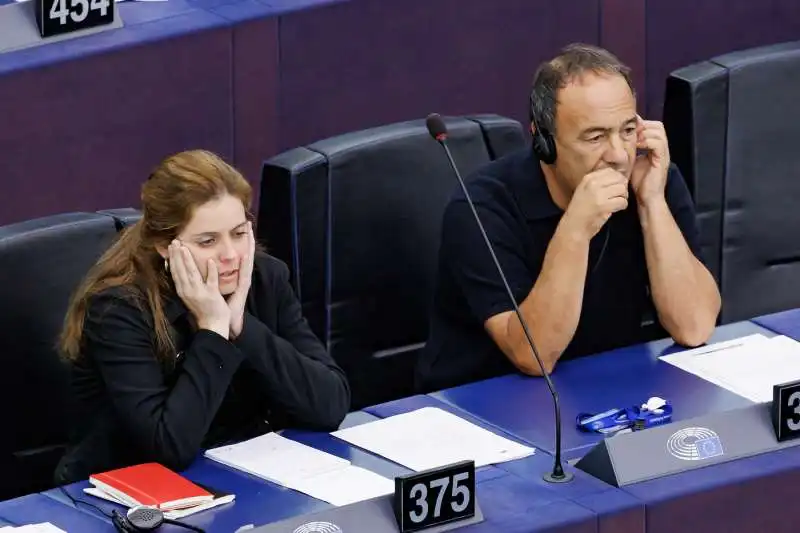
[59,482,206,533]
[112,506,205,533]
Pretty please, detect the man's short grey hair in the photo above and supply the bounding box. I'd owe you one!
[529,43,634,134]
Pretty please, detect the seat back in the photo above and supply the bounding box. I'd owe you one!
[663,41,800,323]
[97,208,142,230]
[0,212,119,499]
[259,115,526,408]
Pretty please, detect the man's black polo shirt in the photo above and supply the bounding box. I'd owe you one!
[416,147,703,392]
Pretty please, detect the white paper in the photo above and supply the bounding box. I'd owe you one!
[286,465,394,506]
[203,432,393,507]
[83,487,234,519]
[332,407,535,472]
[660,334,800,402]
[204,432,349,486]
[2,525,67,532]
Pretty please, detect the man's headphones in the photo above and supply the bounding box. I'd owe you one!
[530,113,557,165]
[112,506,205,533]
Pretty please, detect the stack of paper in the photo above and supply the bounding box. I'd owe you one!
[660,334,800,402]
[332,407,535,472]
[0,524,67,532]
[204,432,393,506]
[83,485,234,520]
[80,462,234,519]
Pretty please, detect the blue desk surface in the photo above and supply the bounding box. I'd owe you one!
[46,411,380,532]
[45,409,605,533]
[287,423,610,533]
[431,321,770,460]
[0,492,111,531]
[289,426,603,533]
[13,318,796,533]
[0,1,224,75]
[0,0,347,75]
[418,320,800,533]
[752,308,800,339]
[366,394,644,533]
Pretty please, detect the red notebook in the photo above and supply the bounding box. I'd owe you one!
[89,463,214,511]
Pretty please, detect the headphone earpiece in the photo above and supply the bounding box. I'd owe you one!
[111,506,205,533]
[531,120,557,165]
[112,507,165,532]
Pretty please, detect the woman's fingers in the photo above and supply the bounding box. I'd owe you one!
[206,258,219,291]
[169,241,189,294]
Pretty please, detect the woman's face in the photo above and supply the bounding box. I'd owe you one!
[172,194,250,296]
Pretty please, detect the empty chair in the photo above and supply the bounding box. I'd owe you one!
[0,212,119,499]
[663,40,800,322]
[258,114,526,408]
[97,208,142,230]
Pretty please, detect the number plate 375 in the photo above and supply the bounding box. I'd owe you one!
[393,460,475,532]
[772,379,800,442]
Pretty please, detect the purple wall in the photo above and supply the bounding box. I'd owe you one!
[0,0,799,225]
[277,0,600,151]
[643,0,800,118]
[0,24,233,225]
[601,0,646,102]
[231,16,280,206]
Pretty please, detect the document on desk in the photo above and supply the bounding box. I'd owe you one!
[0,524,67,532]
[332,407,535,472]
[660,334,800,403]
[204,432,393,506]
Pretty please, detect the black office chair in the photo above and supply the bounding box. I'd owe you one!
[663,40,800,322]
[0,212,119,499]
[97,208,142,231]
[258,114,527,409]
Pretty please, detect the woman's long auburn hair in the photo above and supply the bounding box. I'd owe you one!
[59,150,253,363]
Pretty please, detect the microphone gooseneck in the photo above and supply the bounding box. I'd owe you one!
[425,113,572,483]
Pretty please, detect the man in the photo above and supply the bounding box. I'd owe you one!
[416,43,721,392]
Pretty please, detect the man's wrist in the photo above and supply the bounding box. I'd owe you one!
[555,214,592,248]
[637,195,669,226]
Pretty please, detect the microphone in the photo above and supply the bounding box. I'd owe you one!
[425,113,573,483]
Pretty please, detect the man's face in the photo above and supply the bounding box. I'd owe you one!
[548,72,638,192]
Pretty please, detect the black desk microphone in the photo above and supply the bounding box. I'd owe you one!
[425,113,573,483]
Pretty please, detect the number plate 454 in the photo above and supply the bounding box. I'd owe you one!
[36,0,114,38]
[393,460,475,533]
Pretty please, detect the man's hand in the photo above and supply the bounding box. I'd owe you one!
[630,116,670,208]
[562,168,629,241]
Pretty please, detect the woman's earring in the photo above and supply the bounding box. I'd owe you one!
[164,259,169,272]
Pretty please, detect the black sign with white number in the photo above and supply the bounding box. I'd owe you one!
[393,460,475,533]
[772,379,800,442]
[35,0,114,38]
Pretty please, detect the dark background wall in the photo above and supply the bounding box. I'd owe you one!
[0,0,799,224]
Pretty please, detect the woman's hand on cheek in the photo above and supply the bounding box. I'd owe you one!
[169,240,231,339]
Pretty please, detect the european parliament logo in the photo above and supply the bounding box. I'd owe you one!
[293,522,343,533]
[666,427,724,461]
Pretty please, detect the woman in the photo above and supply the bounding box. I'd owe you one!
[55,150,350,484]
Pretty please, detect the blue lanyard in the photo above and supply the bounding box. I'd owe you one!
[576,401,673,434]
